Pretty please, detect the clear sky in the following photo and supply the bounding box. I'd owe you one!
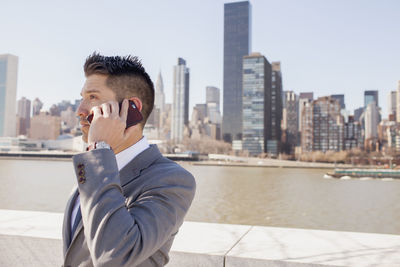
[1,0,399,118]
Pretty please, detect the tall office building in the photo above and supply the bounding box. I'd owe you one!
[364,90,379,107]
[388,91,396,121]
[242,53,272,156]
[344,116,363,150]
[267,62,283,155]
[364,102,380,140]
[17,97,31,136]
[206,86,221,124]
[0,54,18,137]
[206,86,220,109]
[331,94,345,109]
[32,98,43,116]
[155,71,165,114]
[301,97,344,152]
[313,97,343,152]
[222,1,251,143]
[171,58,190,143]
[298,92,314,134]
[282,91,298,150]
[300,101,313,152]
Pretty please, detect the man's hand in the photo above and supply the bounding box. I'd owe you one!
[87,99,137,152]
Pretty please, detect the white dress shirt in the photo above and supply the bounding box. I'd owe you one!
[70,136,150,232]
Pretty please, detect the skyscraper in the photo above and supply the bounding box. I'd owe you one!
[282,91,299,151]
[364,90,379,107]
[268,62,283,155]
[206,86,220,109]
[17,97,31,136]
[206,86,221,124]
[298,92,314,135]
[364,102,380,140]
[242,53,272,156]
[0,54,18,137]
[344,116,363,150]
[155,71,165,114]
[222,1,251,143]
[301,96,344,152]
[388,90,396,120]
[171,58,190,143]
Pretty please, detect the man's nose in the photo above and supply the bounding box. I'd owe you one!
[76,101,89,118]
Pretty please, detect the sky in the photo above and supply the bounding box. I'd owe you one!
[1,0,399,118]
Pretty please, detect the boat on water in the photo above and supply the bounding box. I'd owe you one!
[326,169,400,179]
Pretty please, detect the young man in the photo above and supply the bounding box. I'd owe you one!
[62,53,196,266]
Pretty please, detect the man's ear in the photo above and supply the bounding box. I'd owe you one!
[129,97,143,112]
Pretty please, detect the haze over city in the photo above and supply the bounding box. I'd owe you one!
[1,0,399,117]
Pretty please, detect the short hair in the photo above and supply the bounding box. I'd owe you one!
[83,52,154,128]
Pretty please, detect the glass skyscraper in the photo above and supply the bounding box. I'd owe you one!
[222,1,251,143]
[171,58,190,143]
[0,54,18,137]
[242,53,271,156]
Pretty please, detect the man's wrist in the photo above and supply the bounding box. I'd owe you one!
[87,141,112,151]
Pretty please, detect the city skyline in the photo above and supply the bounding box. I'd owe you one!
[0,0,399,119]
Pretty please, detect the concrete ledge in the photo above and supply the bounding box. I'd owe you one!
[0,234,62,267]
[1,209,400,266]
[225,226,400,267]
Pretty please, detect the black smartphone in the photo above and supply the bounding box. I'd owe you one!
[86,100,143,129]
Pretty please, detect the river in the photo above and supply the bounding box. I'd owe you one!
[1,158,399,235]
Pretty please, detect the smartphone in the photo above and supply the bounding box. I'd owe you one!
[86,100,143,129]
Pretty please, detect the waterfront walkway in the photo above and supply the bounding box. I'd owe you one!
[1,209,400,266]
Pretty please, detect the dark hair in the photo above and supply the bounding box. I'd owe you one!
[83,52,154,127]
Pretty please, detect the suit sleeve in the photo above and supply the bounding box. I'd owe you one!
[72,148,196,267]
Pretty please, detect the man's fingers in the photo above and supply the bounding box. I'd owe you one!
[120,99,129,122]
[109,101,119,118]
[91,106,102,118]
[101,103,111,118]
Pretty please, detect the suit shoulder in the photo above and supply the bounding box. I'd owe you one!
[145,156,196,188]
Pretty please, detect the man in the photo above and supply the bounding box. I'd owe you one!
[62,53,196,267]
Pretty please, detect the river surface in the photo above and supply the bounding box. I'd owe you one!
[1,159,400,235]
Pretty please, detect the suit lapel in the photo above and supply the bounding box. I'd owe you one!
[63,188,79,255]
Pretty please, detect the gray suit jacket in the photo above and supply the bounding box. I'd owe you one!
[62,145,196,267]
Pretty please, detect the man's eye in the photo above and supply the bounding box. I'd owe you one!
[89,95,97,100]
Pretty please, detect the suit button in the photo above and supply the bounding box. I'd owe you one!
[79,176,86,184]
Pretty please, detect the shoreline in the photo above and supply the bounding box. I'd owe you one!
[0,152,385,169]
[0,153,348,169]
[192,161,336,169]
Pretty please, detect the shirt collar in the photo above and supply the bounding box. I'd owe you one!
[115,136,150,171]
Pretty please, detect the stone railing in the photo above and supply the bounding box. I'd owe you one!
[1,209,400,266]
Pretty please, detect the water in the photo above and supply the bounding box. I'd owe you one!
[1,159,400,235]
